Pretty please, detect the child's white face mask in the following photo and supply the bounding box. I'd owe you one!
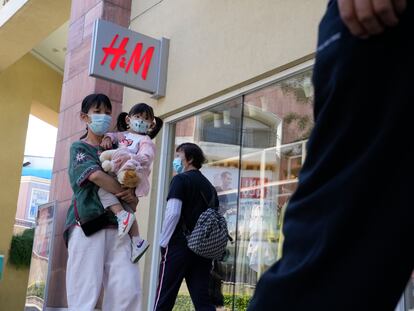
[130,118,150,134]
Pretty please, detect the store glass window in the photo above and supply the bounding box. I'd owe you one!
[169,68,314,310]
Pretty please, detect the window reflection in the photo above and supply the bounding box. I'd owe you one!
[171,69,314,310]
[173,98,243,310]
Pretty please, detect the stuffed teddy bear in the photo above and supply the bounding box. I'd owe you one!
[99,139,140,188]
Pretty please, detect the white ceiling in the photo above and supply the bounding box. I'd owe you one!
[31,21,69,74]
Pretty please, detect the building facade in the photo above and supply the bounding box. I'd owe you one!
[2,0,411,310]
[44,2,327,309]
[124,1,324,309]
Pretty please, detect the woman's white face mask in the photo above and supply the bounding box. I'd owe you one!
[172,157,184,173]
[88,114,112,136]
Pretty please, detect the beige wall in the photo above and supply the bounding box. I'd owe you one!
[124,0,327,307]
[125,0,326,115]
[0,53,62,311]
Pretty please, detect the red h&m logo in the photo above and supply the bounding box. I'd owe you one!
[101,34,155,80]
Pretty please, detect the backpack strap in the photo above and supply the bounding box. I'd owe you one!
[199,186,217,210]
[181,181,217,235]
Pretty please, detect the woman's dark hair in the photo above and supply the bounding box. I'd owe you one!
[176,143,206,169]
[80,93,112,139]
[116,103,163,139]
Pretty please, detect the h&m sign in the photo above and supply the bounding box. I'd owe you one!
[89,19,169,99]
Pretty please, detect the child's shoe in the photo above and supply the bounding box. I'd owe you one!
[131,238,150,263]
[116,210,135,238]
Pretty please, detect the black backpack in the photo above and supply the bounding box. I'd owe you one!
[183,187,230,260]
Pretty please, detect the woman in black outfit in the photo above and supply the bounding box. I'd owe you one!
[154,143,218,311]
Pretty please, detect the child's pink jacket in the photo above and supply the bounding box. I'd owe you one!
[105,131,156,197]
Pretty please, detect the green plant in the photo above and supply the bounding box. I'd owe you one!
[8,228,34,268]
[280,72,314,105]
[27,281,45,299]
[173,295,194,310]
[225,294,251,310]
[283,112,314,141]
[173,294,251,310]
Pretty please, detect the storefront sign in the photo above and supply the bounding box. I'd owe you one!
[89,19,169,98]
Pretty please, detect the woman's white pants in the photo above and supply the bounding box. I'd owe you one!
[66,227,142,311]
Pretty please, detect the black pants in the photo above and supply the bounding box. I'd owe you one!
[154,242,215,311]
[249,1,414,311]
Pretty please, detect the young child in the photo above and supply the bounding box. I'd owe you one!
[98,103,163,263]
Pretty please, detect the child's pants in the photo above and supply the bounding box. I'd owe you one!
[66,227,141,311]
[98,187,133,213]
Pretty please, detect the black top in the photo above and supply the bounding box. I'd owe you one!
[167,170,219,244]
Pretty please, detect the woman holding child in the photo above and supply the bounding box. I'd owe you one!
[64,93,161,311]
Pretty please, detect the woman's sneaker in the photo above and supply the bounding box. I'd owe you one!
[116,210,135,238]
[131,239,150,263]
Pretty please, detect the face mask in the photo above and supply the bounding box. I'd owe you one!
[130,118,150,134]
[173,157,184,174]
[88,114,112,136]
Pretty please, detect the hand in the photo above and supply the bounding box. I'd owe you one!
[100,136,113,150]
[129,201,138,212]
[338,0,407,38]
[116,188,138,207]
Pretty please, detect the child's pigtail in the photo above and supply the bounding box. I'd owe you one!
[116,112,129,132]
[148,116,163,139]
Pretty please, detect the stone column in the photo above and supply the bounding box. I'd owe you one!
[47,0,131,307]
